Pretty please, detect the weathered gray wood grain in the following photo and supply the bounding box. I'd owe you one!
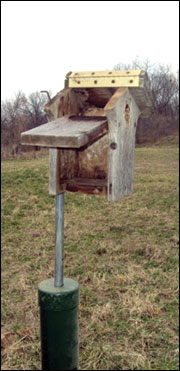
[49,148,62,195]
[104,88,140,201]
[21,116,108,148]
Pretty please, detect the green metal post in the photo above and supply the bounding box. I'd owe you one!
[38,193,79,370]
[38,278,79,370]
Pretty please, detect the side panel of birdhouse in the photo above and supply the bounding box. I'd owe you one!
[105,88,140,201]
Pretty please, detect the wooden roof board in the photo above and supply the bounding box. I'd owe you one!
[69,70,144,77]
[21,116,108,148]
[67,70,148,89]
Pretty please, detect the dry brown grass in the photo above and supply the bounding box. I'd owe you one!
[1,135,179,370]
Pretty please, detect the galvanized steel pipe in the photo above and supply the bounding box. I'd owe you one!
[55,193,64,287]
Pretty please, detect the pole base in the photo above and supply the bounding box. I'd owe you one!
[38,278,79,371]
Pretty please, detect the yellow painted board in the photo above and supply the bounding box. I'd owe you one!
[69,70,144,77]
[68,75,142,88]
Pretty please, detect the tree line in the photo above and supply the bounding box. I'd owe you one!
[1,91,49,156]
[1,60,179,157]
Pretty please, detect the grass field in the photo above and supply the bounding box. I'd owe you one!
[1,135,179,370]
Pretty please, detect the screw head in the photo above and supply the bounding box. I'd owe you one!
[110,142,117,150]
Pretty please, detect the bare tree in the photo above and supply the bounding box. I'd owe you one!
[1,91,27,129]
[150,65,179,116]
[23,91,48,129]
[1,91,28,148]
[114,57,155,75]
[114,58,179,117]
[1,91,48,156]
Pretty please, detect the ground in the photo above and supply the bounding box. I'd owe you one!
[1,134,179,370]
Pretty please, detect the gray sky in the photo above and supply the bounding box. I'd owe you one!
[1,1,179,100]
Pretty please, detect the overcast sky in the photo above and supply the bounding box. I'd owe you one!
[1,1,179,101]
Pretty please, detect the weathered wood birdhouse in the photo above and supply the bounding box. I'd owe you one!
[21,70,153,201]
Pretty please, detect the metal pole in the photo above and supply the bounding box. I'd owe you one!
[55,192,64,287]
[38,191,79,370]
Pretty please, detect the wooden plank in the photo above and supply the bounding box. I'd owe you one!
[65,178,107,186]
[21,116,108,149]
[104,88,140,201]
[69,70,143,77]
[49,148,79,195]
[49,148,62,195]
[129,87,154,117]
[68,75,140,88]
[63,178,107,195]
[68,70,148,88]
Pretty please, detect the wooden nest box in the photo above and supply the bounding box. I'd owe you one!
[21,70,153,201]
